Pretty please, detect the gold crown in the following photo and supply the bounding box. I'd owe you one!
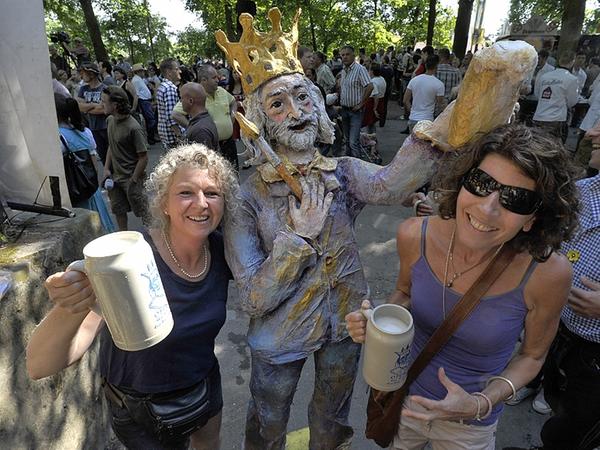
[215,8,303,94]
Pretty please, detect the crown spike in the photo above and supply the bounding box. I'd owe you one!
[215,7,303,94]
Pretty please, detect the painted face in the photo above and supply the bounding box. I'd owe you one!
[164,167,225,241]
[261,74,318,152]
[455,153,537,250]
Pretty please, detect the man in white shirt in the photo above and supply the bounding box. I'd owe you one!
[403,55,444,132]
[571,52,589,127]
[131,63,157,144]
[533,51,579,143]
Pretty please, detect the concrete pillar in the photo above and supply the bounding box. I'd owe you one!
[0,0,70,206]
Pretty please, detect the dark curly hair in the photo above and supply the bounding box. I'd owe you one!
[433,124,580,262]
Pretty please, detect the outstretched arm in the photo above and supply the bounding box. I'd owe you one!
[26,270,104,380]
[345,134,442,206]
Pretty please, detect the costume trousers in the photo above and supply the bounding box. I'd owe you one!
[244,337,361,450]
[541,324,600,450]
[340,107,365,158]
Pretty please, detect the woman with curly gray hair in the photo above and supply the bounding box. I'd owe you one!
[347,124,579,449]
[27,144,238,450]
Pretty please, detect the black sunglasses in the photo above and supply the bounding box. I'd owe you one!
[462,167,541,215]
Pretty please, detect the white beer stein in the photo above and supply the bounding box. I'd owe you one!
[361,304,414,392]
[68,231,173,351]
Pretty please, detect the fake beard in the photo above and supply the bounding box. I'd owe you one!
[265,112,319,152]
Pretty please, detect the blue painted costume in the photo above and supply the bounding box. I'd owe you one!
[225,137,441,448]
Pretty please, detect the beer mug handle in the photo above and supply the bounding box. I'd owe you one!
[361,308,373,321]
[66,260,102,316]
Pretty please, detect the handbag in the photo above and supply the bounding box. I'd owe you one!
[103,378,211,443]
[60,134,98,204]
[365,244,516,448]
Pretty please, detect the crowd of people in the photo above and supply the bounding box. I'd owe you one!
[35,20,600,450]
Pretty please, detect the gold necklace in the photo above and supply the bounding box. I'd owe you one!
[442,223,503,319]
[162,230,208,279]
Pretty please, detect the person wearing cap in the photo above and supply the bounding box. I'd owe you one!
[61,37,90,67]
[77,62,109,164]
[101,85,150,231]
[131,63,157,144]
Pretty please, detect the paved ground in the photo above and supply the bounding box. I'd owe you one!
[117,99,575,449]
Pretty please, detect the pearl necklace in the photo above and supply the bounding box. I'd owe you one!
[162,230,208,279]
[442,223,503,318]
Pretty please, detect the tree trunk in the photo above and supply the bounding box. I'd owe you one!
[452,0,474,60]
[235,0,256,39]
[225,2,235,41]
[143,0,155,62]
[305,0,318,50]
[557,0,586,59]
[426,0,436,46]
[78,0,108,62]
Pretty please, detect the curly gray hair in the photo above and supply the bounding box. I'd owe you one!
[241,74,335,164]
[145,144,240,232]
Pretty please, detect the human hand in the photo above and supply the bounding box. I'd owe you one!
[103,168,111,180]
[45,270,97,314]
[352,104,363,112]
[568,276,600,319]
[401,367,480,421]
[288,174,334,240]
[345,299,372,343]
[412,192,434,217]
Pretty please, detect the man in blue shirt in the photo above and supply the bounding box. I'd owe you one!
[539,146,600,450]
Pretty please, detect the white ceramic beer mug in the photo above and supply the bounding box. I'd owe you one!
[68,231,174,351]
[361,304,414,392]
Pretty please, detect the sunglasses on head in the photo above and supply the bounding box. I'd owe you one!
[462,167,541,215]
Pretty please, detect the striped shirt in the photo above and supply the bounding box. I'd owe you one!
[339,62,371,108]
[156,79,182,148]
[560,174,600,343]
[435,63,461,100]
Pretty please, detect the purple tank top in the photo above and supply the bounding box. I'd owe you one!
[408,218,534,425]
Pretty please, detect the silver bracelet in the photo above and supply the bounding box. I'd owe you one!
[472,392,493,420]
[486,375,517,401]
[472,394,482,421]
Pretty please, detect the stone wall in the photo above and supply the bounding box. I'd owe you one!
[0,210,112,449]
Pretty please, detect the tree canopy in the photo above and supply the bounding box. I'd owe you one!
[44,0,460,66]
[184,0,457,56]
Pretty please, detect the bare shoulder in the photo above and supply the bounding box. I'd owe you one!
[396,217,425,262]
[525,251,573,310]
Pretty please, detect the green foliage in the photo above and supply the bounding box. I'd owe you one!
[508,0,563,24]
[174,26,220,63]
[44,0,174,64]
[185,0,456,56]
[583,2,600,34]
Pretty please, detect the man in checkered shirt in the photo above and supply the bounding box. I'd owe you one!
[435,48,461,104]
[539,146,600,450]
[156,58,184,150]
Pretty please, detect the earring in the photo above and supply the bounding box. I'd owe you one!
[164,210,169,216]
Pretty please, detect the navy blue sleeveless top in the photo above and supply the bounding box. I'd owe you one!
[409,218,535,425]
[100,230,231,393]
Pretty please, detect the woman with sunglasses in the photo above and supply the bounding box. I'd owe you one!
[346,124,579,449]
